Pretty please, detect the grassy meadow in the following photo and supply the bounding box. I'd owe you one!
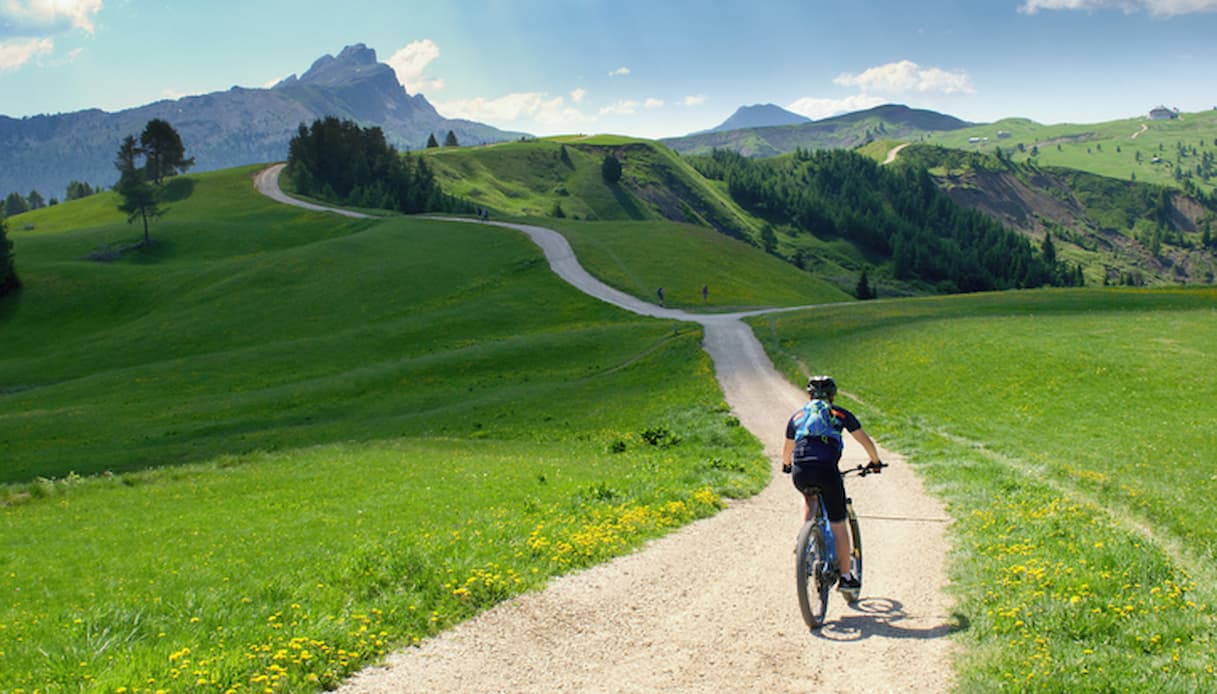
[924,108,1217,195]
[542,218,850,311]
[0,166,770,690]
[752,287,1217,690]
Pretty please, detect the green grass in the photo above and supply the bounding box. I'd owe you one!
[750,287,1217,689]
[923,109,1217,195]
[424,137,763,242]
[542,218,851,310]
[0,166,768,690]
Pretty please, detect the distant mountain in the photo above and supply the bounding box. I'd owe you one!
[0,44,525,200]
[703,104,811,133]
[663,104,972,157]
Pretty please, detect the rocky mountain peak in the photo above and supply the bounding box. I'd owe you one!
[297,43,393,88]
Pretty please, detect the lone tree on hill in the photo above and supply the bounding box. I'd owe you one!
[444,130,460,147]
[140,119,193,185]
[114,135,164,245]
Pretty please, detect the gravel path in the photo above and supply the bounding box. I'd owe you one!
[254,165,958,692]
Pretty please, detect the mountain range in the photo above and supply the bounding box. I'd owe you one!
[0,44,523,200]
[660,104,972,157]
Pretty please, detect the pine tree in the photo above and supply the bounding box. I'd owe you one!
[139,119,193,185]
[601,154,622,183]
[426,133,439,148]
[444,130,459,147]
[114,135,163,245]
[856,268,874,300]
[0,213,18,296]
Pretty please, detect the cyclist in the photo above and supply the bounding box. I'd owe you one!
[782,375,883,592]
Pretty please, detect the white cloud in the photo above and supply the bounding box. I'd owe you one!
[0,36,52,70]
[435,91,589,127]
[388,39,445,94]
[600,100,639,116]
[644,97,664,109]
[683,94,707,107]
[608,66,630,77]
[1019,0,1217,14]
[786,94,887,121]
[834,60,975,95]
[1,0,103,34]
[570,87,587,103]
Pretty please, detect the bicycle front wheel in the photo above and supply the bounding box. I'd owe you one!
[795,519,831,629]
[842,498,863,604]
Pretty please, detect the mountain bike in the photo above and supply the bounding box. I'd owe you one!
[795,463,885,629]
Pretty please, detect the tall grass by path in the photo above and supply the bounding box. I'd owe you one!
[0,166,769,690]
[751,287,1217,689]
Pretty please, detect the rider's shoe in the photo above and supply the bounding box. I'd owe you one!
[837,573,861,592]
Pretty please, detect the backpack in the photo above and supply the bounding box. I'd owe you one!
[793,399,843,453]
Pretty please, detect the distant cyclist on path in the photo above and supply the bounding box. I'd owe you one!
[782,375,883,592]
[656,287,665,306]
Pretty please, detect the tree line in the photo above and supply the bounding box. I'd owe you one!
[285,117,469,214]
[0,213,17,297]
[692,148,1082,293]
[3,181,98,217]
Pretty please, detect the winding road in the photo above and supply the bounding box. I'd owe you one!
[254,165,957,692]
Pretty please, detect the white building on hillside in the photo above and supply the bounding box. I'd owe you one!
[1149,106,1178,120]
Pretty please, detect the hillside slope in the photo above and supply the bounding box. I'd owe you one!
[891,145,1217,285]
[424,137,762,242]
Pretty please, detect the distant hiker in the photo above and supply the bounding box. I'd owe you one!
[782,375,884,595]
[657,287,665,306]
[702,284,708,303]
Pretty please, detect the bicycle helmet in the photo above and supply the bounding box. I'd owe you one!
[806,375,837,399]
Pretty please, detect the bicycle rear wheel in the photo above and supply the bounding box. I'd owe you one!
[795,519,831,629]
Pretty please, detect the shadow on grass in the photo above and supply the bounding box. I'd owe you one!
[809,597,969,643]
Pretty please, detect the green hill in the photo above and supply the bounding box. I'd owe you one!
[0,165,772,689]
[888,144,1217,286]
[423,136,762,242]
[920,108,1217,197]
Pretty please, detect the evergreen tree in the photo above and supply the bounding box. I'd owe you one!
[444,130,460,147]
[760,224,777,253]
[114,135,163,245]
[27,190,45,210]
[285,117,469,215]
[66,181,95,200]
[139,119,193,185]
[4,192,27,217]
[426,133,439,148]
[0,213,18,296]
[1040,231,1056,265]
[856,268,874,300]
[601,154,622,184]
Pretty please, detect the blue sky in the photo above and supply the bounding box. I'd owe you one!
[2,0,1216,138]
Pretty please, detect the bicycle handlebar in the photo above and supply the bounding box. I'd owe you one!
[843,461,887,477]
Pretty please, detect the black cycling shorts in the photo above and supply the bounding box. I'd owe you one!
[791,459,847,522]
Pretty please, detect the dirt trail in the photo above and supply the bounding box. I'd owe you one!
[254,166,958,692]
[883,143,911,165]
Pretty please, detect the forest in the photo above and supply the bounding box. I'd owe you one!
[285,117,469,215]
[691,148,1083,293]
